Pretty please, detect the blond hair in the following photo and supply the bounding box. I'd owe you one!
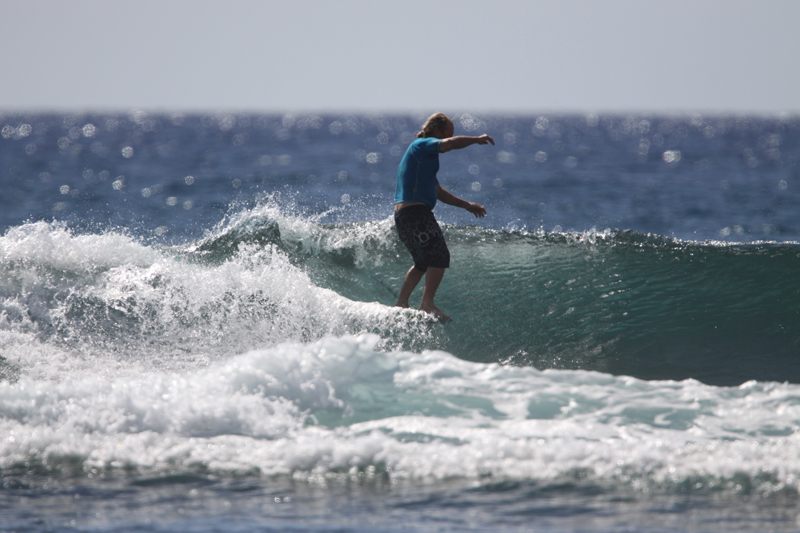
[417,113,452,138]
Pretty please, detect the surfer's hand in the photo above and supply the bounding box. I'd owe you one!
[477,134,495,145]
[465,202,486,218]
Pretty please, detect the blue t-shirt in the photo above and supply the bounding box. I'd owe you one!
[394,137,441,208]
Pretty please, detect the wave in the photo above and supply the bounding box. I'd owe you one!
[192,205,800,386]
[3,206,800,386]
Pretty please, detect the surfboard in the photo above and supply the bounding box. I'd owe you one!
[398,307,452,324]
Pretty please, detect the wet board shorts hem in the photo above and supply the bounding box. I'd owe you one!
[394,204,450,272]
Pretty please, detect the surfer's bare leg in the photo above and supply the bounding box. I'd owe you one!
[395,266,424,308]
[419,267,450,320]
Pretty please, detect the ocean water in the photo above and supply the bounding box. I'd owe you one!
[1,111,800,532]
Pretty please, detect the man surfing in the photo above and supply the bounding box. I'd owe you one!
[393,113,494,320]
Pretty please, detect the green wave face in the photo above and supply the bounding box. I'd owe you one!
[200,210,800,386]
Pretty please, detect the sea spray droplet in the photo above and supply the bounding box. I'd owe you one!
[16,124,32,138]
[460,114,480,131]
[497,151,515,164]
[329,121,343,135]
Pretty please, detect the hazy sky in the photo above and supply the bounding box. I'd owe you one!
[2,0,798,113]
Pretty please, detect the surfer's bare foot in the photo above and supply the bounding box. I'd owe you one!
[395,300,410,309]
[419,303,451,321]
[417,267,448,320]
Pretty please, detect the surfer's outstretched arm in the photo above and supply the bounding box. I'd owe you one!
[437,185,487,218]
[439,134,495,153]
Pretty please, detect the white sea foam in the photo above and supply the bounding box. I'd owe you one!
[211,200,399,268]
[1,220,160,274]
[0,221,432,381]
[2,334,800,493]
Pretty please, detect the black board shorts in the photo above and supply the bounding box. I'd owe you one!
[394,204,450,272]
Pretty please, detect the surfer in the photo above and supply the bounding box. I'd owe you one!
[394,112,494,320]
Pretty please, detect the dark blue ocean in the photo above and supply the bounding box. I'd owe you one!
[2,111,800,532]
